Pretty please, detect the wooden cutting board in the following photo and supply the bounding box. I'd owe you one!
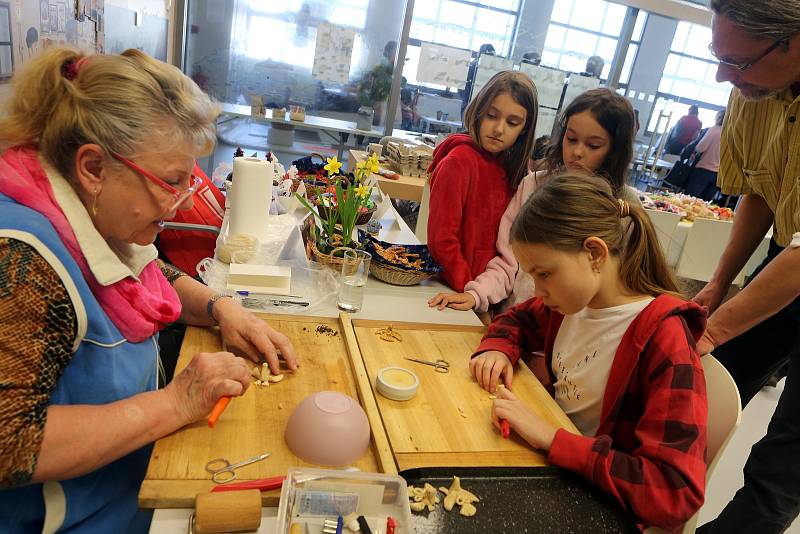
[139,315,394,509]
[348,319,579,471]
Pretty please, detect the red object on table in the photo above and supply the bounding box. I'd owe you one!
[386,516,397,534]
[207,396,231,428]
[210,475,286,493]
[500,419,511,439]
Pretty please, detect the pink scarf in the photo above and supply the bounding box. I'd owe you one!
[0,146,181,342]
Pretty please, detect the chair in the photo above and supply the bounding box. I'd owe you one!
[647,354,742,534]
[644,209,682,267]
[675,218,740,285]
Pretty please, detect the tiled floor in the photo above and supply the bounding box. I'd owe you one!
[699,378,799,532]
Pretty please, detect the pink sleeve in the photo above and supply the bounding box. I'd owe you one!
[464,173,540,312]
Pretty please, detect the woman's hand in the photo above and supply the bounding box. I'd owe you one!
[214,298,299,374]
[469,350,513,392]
[492,387,558,451]
[428,292,476,311]
[164,351,252,425]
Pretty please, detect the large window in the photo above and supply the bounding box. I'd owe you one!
[648,21,732,132]
[409,0,520,56]
[543,0,642,80]
[0,2,12,80]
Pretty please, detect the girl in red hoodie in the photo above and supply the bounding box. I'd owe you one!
[427,71,538,292]
[472,174,707,531]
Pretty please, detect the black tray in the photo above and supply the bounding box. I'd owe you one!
[401,466,638,534]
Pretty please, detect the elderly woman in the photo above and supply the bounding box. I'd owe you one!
[0,47,298,532]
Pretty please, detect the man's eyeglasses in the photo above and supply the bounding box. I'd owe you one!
[111,153,201,212]
[708,37,788,72]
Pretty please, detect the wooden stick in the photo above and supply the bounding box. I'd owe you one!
[339,312,398,475]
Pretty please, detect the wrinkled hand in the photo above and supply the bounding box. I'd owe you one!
[427,292,476,311]
[697,327,717,355]
[492,388,558,451]
[165,351,251,424]
[693,281,726,315]
[215,298,299,374]
[469,350,514,392]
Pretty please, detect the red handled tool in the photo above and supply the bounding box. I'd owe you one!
[500,419,511,439]
[210,475,286,493]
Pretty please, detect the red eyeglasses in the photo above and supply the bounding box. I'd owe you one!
[111,153,202,212]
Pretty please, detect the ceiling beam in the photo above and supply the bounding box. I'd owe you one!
[612,0,711,26]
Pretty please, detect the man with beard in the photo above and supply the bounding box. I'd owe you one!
[693,1,800,532]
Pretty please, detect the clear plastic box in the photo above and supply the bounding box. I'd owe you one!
[276,468,413,534]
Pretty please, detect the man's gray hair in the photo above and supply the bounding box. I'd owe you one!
[710,0,800,41]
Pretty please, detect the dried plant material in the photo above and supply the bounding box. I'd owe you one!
[251,367,261,380]
[407,483,439,512]
[376,325,402,342]
[439,476,479,516]
[315,324,338,337]
[373,243,424,270]
[267,373,284,383]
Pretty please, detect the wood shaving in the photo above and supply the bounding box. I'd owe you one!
[488,394,497,400]
[376,325,403,342]
[251,367,261,380]
[267,373,284,383]
[407,483,439,512]
[439,476,479,517]
[373,243,424,269]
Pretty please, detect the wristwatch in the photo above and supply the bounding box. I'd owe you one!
[206,293,232,324]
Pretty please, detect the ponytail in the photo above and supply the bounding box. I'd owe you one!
[511,173,679,297]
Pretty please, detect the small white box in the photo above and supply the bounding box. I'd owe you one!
[227,264,292,295]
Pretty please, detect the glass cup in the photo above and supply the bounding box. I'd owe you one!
[337,249,371,313]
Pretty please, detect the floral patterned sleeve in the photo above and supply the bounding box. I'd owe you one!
[156,258,187,285]
[0,238,77,488]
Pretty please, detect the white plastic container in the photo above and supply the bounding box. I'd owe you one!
[276,467,413,534]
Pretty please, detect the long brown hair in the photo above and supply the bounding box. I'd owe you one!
[462,70,538,188]
[511,173,680,297]
[544,88,635,198]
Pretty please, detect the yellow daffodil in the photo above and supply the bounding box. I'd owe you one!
[324,156,342,175]
[354,184,370,200]
[367,152,380,174]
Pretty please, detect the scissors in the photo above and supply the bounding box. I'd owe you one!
[403,357,450,373]
[205,452,271,483]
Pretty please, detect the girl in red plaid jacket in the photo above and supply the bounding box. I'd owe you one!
[472,174,707,531]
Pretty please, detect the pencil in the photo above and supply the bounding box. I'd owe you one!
[207,396,231,428]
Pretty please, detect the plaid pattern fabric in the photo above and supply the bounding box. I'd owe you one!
[475,294,708,531]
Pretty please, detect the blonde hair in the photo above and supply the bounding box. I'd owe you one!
[462,70,539,188]
[511,173,680,297]
[0,46,219,179]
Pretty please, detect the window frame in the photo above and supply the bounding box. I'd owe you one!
[0,1,13,81]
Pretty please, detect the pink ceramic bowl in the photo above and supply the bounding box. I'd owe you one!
[284,391,371,466]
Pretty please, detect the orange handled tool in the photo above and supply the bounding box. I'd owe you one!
[500,419,510,439]
[208,396,231,428]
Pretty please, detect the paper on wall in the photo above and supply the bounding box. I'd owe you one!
[519,63,567,109]
[416,42,471,89]
[562,73,602,110]
[470,54,514,102]
[534,106,558,139]
[312,22,355,85]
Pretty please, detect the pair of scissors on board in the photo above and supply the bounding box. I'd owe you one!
[403,357,450,373]
[205,452,271,483]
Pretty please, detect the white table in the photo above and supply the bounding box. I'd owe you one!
[217,103,385,161]
[419,115,462,134]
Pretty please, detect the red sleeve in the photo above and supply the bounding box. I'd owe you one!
[427,155,473,291]
[473,298,551,366]
[547,316,707,531]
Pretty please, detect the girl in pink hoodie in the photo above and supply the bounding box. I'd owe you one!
[429,89,640,313]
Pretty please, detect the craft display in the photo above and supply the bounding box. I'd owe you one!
[360,232,442,286]
[641,191,734,222]
[384,140,433,177]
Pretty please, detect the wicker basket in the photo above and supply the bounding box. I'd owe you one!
[309,242,352,271]
[369,261,432,286]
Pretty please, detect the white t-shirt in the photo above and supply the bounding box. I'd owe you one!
[551,297,655,436]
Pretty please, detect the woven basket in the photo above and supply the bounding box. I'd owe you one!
[369,261,432,286]
[309,242,352,271]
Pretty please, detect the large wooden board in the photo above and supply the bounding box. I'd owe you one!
[139,315,393,509]
[349,319,579,471]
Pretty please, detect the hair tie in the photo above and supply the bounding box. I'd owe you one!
[618,199,630,218]
[61,56,88,81]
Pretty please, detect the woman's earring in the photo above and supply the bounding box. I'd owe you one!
[92,188,98,216]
